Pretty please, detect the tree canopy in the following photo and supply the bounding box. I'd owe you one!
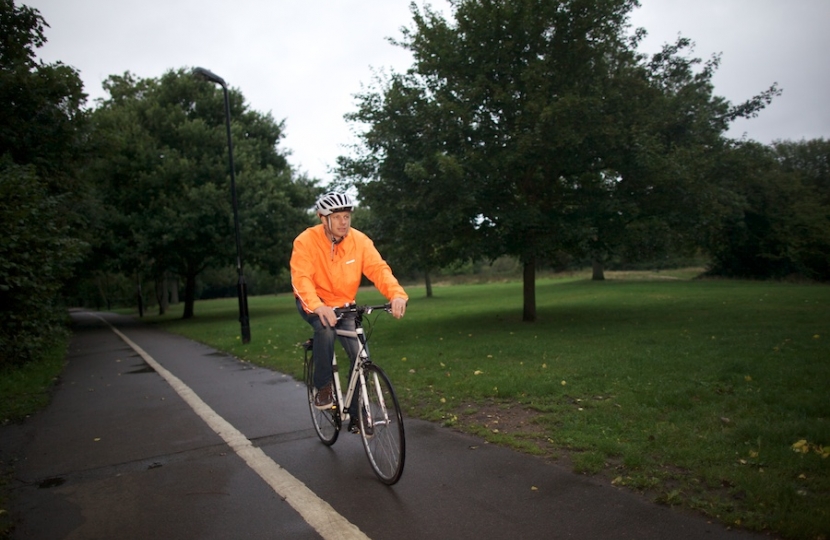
[85,69,316,319]
[340,0,780,320]
[0,0,88,365]
[703,139,830,280]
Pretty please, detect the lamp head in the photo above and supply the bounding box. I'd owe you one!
[193,67,226,88]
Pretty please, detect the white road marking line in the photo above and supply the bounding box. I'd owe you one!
[94,314,370,540]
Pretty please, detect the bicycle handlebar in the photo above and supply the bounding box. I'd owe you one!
[333,303,392,318]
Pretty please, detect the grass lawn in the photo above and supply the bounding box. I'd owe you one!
[124,272,830,538]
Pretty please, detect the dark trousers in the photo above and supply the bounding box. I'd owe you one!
[296,298,362,415]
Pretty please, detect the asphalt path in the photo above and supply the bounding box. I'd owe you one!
[1,310,770,539]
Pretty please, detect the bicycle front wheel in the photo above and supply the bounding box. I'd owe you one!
[305,349,339,446]
[359,364,405,484]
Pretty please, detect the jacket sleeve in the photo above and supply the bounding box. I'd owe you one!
[291,233,323,313]
[360,235,408,302]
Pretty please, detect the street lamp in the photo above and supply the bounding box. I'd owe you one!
[193,67,251,343]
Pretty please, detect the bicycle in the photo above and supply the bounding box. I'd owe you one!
[302,303,406,484]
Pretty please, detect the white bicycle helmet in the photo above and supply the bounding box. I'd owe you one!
[316,191,354,216]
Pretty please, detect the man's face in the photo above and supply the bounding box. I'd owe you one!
[321,210,351,239]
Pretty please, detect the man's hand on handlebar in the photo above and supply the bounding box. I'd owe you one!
[390,297,407,319]
[313,305,338,327]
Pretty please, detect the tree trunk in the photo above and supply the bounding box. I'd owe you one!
[522,256,536,322]
[183,272,197,319]
[95,274,105,310]
[424,270,433,298]
[169,276,179,304]
[155,274,168,315]
[136,275,144,318]
[592,259,606,281]
[96,274,110,310]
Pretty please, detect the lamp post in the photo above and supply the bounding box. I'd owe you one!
[193,67,251,343]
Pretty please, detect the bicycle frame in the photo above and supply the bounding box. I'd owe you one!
[329,323,374,427]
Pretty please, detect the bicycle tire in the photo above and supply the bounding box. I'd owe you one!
[359,364,405,484]
[305,348,339,446]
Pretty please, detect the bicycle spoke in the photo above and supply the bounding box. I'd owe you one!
[359,364,405,484]
[305,348,339,446]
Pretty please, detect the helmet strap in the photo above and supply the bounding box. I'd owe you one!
[325,215,347,244]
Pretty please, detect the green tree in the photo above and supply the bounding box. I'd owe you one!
[0,0,88,365]
[0,161,85,365]
[575,37,774,279]
[774,138,830,205]
[339,73,477,296]
[0,0,87,183]
[773,139,830,279]
[86,69,315,319]
[704,139,830,280]
[347,0,779,320]
[401,0,656,319]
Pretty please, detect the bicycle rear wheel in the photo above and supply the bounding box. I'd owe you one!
[359,364,405,484]
[304,346,339,445]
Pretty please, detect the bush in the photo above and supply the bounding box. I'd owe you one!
[0,160,84,366]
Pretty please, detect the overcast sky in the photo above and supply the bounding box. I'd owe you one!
[26,0,830,185]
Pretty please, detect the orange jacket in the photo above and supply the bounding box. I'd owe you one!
[291,224,408,313]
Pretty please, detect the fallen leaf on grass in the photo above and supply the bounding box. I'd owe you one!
[790,439,830,458]
[792,439,809,453]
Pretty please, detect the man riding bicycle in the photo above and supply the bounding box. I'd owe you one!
[290,191,408,431]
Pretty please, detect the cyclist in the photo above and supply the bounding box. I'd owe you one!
[291,191,408,431]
